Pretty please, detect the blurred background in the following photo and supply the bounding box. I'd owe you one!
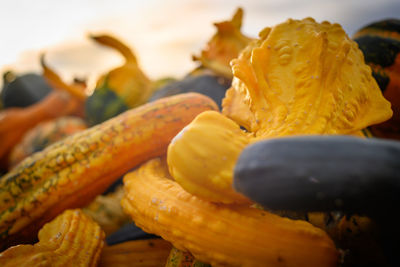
[1,0,399,89]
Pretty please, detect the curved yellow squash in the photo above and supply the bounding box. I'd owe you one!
[121,158,338,267]
[168,111,251,203]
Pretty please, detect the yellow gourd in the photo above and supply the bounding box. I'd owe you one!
[121,158,338,267]
[168,111,250,203]
[0,209,105,267]
[168,17,393,203]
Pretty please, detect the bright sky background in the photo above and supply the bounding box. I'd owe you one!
[1,0,399,89]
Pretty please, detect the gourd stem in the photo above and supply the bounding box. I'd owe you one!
[40,54,87,101]
[89,34,137,64]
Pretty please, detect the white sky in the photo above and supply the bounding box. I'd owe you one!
[0,0,399,89]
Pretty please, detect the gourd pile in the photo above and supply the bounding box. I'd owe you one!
[0,8,399,267]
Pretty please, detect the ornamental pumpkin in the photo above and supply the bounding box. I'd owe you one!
[353,19,400,140]
[150,72,231,109]
[167,17,392,203]
[85,34,153,125]
[1,72,53,108]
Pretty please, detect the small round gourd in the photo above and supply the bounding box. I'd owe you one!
[1,72,53,108]
[150,72,230,108]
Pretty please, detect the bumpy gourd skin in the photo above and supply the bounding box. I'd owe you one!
[122,158,338,267]
[0,93,217,250]
[0,209,105,267]
[168,18,393,203]
[224,18,392,136]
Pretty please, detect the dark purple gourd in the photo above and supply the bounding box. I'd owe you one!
[1,72,53,108]
[233,135,400,216]
[149,72,231,109]
[106,222,158,245]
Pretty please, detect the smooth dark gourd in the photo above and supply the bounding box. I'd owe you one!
[106,222,158,245]
[84,83,129,126]
[233,136,400,216]
[150,73,230,108]
[1,73,53,108]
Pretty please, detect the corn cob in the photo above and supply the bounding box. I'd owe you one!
[122,158,338,267]
[0,93,217,250]
[0,209,105,267]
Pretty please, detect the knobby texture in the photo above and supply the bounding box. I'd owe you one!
[0,93,218,250]
[167,18,393,203]
[223,18,391,136]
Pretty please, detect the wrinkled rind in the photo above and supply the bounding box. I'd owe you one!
[0,209,105,267]
[223,18,392,136]
[121,158,338,267]
[167,111,251,203]
[168,18,393,205]
[0,93,218,249]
